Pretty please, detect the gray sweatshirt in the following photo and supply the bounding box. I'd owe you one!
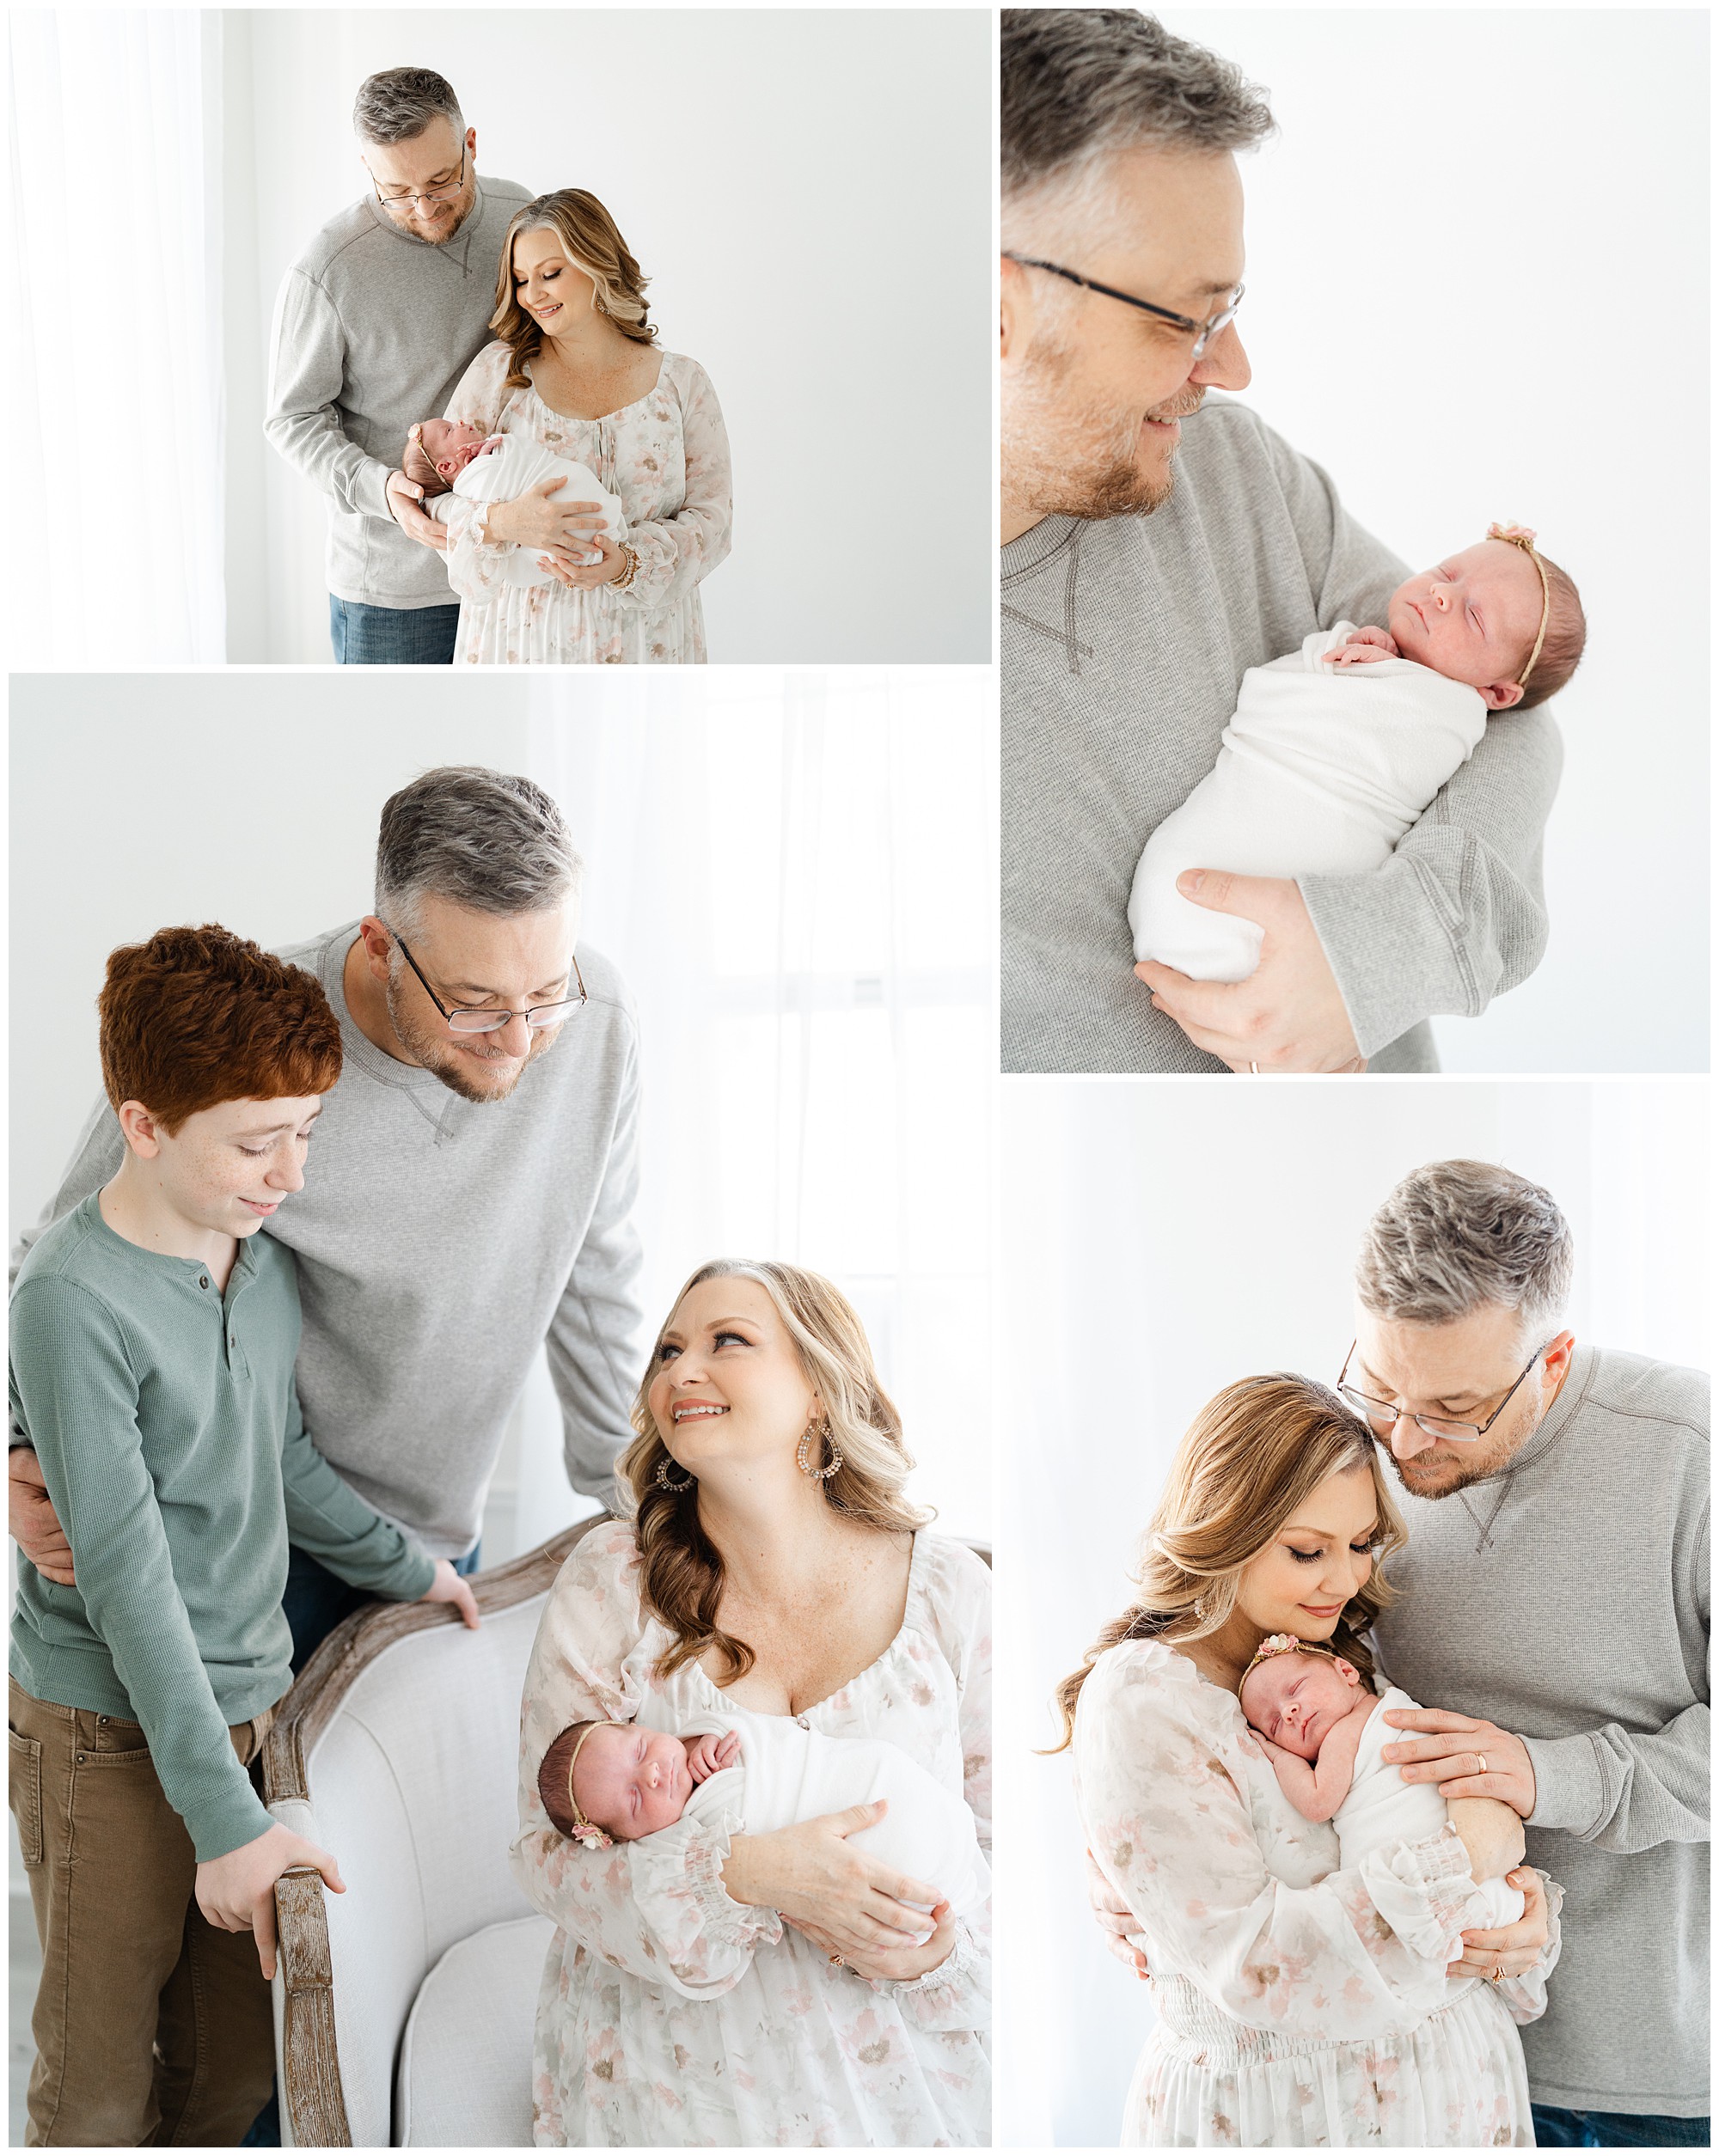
[266,179,532,609]
[12,925,645,1559]
[1001,399,1564,1072]
[1371,1345,1710,2116]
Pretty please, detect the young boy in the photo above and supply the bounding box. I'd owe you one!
[8,925,479,2147]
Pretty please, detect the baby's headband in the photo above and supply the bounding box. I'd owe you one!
[1241,1632,1343,1684]
[1486,522,1551,688]
[561,1719,629,1851]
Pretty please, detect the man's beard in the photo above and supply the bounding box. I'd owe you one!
[384,976,559,1103]
[1382,1432,1517,1502]
[1003,332,1182,523]
[382,179,478,247]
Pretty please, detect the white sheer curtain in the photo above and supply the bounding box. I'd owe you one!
[10,10,225,663]
[478,669,996,1556]
[997,1078,1710,2147]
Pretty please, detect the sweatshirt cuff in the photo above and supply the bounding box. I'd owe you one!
[189,1773,278,1866]
[1521,1732,1607,1835]
[358,457,398,524]
[1299,854,1470,1058]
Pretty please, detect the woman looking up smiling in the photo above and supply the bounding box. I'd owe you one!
[511,1260,991,2147]
[437,189,731,663]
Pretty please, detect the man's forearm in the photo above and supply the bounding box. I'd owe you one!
[1523,1702,1710,1854]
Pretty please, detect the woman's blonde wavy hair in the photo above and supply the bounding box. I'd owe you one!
[1045,1374,1406,1753]
[491,189,656,388]
[618,1259,931,1683]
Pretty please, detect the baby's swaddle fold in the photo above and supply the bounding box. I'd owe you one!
[450,436,626,586]
[1337,1687,1525,1951]
[679,1707,989,1920]
[1128,625,1490,980]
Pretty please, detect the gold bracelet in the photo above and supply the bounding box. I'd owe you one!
[612,542,639,592]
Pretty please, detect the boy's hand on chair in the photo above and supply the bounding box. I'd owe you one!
[197,1823,346,1981]
[420,1558,481,1628]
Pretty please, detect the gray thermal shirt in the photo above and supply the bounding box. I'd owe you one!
[1000,398,1564,1072]
[266,178,532,609]
[12,925,645,1560]
[1371,1345,1710,2117]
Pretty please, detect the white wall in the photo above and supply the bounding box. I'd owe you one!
[1159,9,1710,1074]
[223,8,993,665]
[995,1077,1710,2146]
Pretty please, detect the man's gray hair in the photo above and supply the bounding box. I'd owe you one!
[375,767,582,936]
[1003,9,1274,246]
[352,66,464,148]
[1356,1161,1575,1347]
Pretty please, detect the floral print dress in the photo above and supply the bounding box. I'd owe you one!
[511,1520,991,2147]
[442,342,731,664]
[1074,1640,1563,2148]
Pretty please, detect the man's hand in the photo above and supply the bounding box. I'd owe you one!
[1135,873,1366,1073]
[1323,625,1400,665]
[419,1559,481,1629]
[1447,1865,1549,1982]
[687,1730,741,1784]
[1085,1846,1148,1979]
[384,470,450,553]
[196,1823,346,1981]
[9,1450,74,1585]
[1382,1707,1537,1816]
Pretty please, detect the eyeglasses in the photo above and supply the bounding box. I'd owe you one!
[1004,253,1245,362]
[371,142,468,209]
[385,924,587,1035]
[1336,1341,1546,1444]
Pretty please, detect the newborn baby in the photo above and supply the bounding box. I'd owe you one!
[539,1709,989,1924]
[1239,1635,1524,1940]
[1129,524,1586,980]
[404,418,626,585]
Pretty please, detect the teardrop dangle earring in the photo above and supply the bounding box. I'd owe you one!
[796,1414,842,1481]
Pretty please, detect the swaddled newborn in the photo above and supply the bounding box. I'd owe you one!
[540,1708,989,1923]
[404,418,627,584]
[1239,1635,1524,1947]
[1129,524,1587,980]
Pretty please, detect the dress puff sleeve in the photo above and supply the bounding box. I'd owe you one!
[615,357,733,615]
[508,1519,783,2000]
[870,1537,993,2035]
[1074,1641,1482,2039]
[438,341,521,603]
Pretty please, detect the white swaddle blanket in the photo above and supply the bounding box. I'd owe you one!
[448,435,627,586]
[1340,1687,1524,1939]
[673,1707,989,1921]
[1128,624,1490,980]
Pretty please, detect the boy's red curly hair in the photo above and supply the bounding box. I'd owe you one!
[98,924,343,1134]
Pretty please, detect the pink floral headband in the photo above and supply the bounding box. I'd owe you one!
[1486,522,1551,688]
[1242,1632,1344,1684]
[561,1719,629,1851]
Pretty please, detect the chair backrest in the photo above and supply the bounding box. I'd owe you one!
[265,1520,605,2148]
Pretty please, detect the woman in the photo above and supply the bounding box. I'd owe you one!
[441,190,731,663]
[1055,1376,1559,2147]
[511,1259,990,2147]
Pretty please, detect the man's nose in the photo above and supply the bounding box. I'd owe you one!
[1191,323,1251,395]
[1387,1410,1437,1459]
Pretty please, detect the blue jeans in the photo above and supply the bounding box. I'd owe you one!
[327,595,460,665]
[1532,2105,1711,2147]
[243,1538,483,2146]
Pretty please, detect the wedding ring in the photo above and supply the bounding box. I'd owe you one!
[829,1953,845,1968]
[1249,1062,1259,1075]
[1476,1754,1488,1776]
[1491,1962,1506,1983]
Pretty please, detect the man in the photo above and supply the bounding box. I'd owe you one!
[1092,1160,1710,2143]
[266,69,574,663]
[10,766,645,1672]
[1000,11,1561,1072]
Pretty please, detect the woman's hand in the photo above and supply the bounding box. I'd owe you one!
[419,1559,480,1629]
[8,1449,74,1585]
[196,1823,346,1980]
[1086,1845,1149,1979]
[555,530,631,590]
[1447,1865,1549,1982]
[719,1801,941,1958]
[487,475,607,553]
[790,1898,957,1982]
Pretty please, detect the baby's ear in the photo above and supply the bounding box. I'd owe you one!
[1480,680,1525,712]
[1332,1657,1361,1685]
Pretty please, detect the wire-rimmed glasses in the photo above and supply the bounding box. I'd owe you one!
[386,924,587,1035]
[1336,1341,1546,1444]
[1003,253,1245,361]
[371,142,468,211]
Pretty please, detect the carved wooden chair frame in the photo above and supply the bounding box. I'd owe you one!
[262,1522,991,2147]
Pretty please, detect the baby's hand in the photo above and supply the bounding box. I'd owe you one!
[1324,625,1401,666]
[686,1730,741,1784]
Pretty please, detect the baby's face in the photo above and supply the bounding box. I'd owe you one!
[1240,1650,1360,1761]
[1386,541,1545,704]
[416,418,489,482]
[574,1723,692,1841]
